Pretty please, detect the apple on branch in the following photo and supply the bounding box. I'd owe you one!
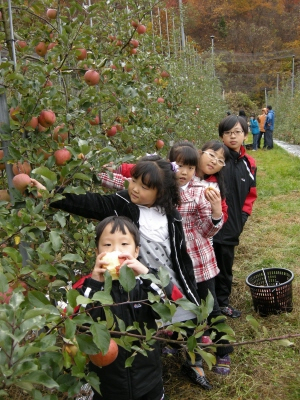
[38,110,56,128]
[12,161,31,176]
[46,8,57,19]
[54,148,72,166]
[156,140,164,149]
[89,339,119,367]
[137,24,146,34]
[84,69,100,86]
[35,42,48,57]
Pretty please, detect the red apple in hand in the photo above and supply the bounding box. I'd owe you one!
[84,70,100,86]
[38,110,56,128]
[54,148,72,166]
[89,339,119,367]
[12,173,32,193]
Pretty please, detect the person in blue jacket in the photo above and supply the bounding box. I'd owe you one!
[264,105,275,150]
[249,113,260,151]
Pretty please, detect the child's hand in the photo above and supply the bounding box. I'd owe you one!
[119,253,149,276]
[91,252,110,282]
[205,188,222,219]
[29,178,47,197]
[102,162,116,172]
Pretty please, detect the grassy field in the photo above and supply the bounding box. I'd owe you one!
[163,145,300,400]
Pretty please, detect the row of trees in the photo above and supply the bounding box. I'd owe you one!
[0,1,229,398]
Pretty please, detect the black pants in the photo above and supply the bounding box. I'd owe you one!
[93,380,164,400]
[197,278,233,356]
[257,131,265,148]
[264,128,273,149]
[213,243,235,308]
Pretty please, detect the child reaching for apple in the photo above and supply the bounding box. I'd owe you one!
[74,216,165,400]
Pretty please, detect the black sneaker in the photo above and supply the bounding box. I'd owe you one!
[220,305,241,318]
[181,362,213,390]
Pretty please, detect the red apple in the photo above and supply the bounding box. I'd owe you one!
[38,124,47,132]
[84,69,100,86]
[47,42,57,51]
[37,148,52,160]
[43,79,53,87]
[0,281,28,304]
[115,124,123,132]
[89,339,118,367]
[12,161,31,176]
[10,107,21,121]
[106,126,117,137]
[157,97,165,103]
[15,40,27,51]
[53,124,68,142]
[0,149,5,170]
[130,39,139,48]
[47,8,57,19]
[12,173,32,193]
[25,117,39,129]
[54,148,71,166]
[137,24,146,34]
[35,42,48,57]
[76,48,87,60]
[201,336,213,344]
[155,140,164,149]
[131,20,139,28]
[108,35,116,42]
[160,71,170,78]
[110,64,117,70]
[130,48,137,55]
[38,110,56,128]
[89,115,100,125]
[116,40,123,47]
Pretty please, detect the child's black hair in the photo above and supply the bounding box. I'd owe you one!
[200,140,229,199]
[95,216,140,248]
[131,155,181,214]
[168,140,200,175]
[218,115,248,137]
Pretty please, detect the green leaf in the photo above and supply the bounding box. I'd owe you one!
[158,268,170,288]
[21,371,59,389]
[187,335,197,352]
[67,289,81,308]
[1,247,22,263]
[61,253,84,263]
[90,323,111,353]
[0,273,8,293]
[32,166,57,181]
[72,172,92,181]
[49,231,63,252]
[277,339,294,347]
[92,291,114,304]
[246,315,260,332]
[76,333,100,355]
[119,265,136,293]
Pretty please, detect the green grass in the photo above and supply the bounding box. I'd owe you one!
[163,145,300,400]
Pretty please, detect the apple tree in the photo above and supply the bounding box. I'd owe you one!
[0,0,230,397]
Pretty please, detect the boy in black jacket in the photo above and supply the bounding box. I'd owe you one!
[75,216,165,400]
[213,115,257,319]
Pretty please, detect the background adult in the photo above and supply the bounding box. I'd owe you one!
[257,108,267,149]
[264,105,275,150]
